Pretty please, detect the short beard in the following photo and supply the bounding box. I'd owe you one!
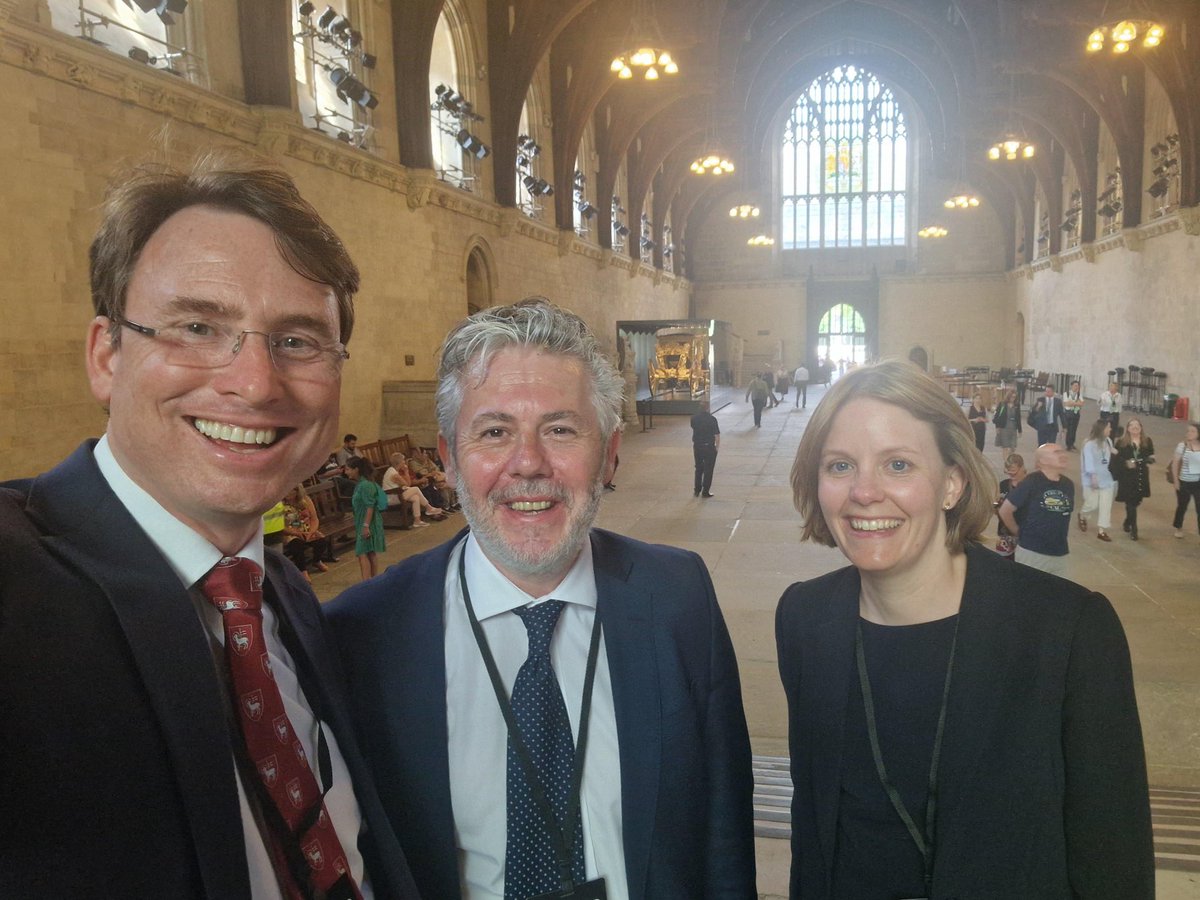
[458,475,605,588]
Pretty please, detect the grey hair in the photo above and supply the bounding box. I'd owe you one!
[435,298,625,450]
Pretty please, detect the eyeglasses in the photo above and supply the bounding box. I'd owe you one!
[116,318,349,374]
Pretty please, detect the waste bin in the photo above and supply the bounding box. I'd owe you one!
[1173,396,1189,420]
[1163,393,1179,417]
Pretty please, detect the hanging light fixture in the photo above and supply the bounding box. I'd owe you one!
[729,204,761,218]
[918,225,948,239]
[1085,1,1165,54]
[691,154,735,175]
[747,234,775,247]
[943,192,981,209]
[610,0,679,81]
[987,136,1035,161]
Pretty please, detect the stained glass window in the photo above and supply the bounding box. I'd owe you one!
[781,65,907,249]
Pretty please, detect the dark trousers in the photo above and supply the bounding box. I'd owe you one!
[284,534,332,571]
[972,423,986,452]
[752,399,765,427]
[1173,480,1200,531]
[1036,424,1058,446]
[1063,413,1081,449]
[693,444,717,494]
[794,381,808,408]
[1123,500,1142,534]
[1101,411,1121,435]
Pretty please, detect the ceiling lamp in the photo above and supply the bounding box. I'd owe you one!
[691,154,735,175]
[610,48,678,81]
[729,204,761,218]
[1086,4,1165,55]
[987,137,1035,161]
[918,225,948,239]
[943,192,980,209]
[747,234,775,247]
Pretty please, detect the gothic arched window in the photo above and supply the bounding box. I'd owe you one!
[781,65,907,249]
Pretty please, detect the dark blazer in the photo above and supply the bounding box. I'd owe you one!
[326,527,757,900]
[775,543,1154,899]
[0,442,419,899]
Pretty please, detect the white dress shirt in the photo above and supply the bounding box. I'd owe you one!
[93,436,372,899]
[445,534,628,899]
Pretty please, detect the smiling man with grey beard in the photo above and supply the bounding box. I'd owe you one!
[327,298,757,900]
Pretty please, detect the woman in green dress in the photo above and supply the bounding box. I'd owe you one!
[346,457,388,580]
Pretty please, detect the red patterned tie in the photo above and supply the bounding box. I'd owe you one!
[201,557,362,900]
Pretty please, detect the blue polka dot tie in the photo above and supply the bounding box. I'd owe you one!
[504,600,586,899]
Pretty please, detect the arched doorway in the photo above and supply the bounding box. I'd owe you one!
[817,303,867,371]
[466,246,492,315]
[908,346,929,370]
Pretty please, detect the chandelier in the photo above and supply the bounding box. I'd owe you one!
[729,204,760,218]
[943,192,980,209]
[988,136,1035,161]
[918,225,948,239]
[747,234,775,247]
[1086,1,1165,55]
[610,48,678,80]
[691,153,734,175]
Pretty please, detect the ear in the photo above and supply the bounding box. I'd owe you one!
[437,433,456,488]
[85,317,117,408]
[603,429,622,482]
[944,463,967,510]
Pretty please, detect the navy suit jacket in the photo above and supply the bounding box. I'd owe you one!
[327,527,757,899]
[776,544,1154,899]
[0,442,419,899]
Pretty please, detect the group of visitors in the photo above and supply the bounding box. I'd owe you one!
[2,151,1155,900]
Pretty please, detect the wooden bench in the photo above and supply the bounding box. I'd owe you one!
[306,481,356,549]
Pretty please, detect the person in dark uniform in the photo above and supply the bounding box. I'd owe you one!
[690,399,721,497]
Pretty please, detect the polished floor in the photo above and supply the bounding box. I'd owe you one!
[312,385,1200,898]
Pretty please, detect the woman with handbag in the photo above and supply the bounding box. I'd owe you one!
[1171,421,1200,540]
[1111,417,1155,541]
[992,388,1021,452]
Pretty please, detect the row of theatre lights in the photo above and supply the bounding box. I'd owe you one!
[297,2,379,119]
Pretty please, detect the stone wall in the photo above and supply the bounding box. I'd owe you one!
[0,19,688,478]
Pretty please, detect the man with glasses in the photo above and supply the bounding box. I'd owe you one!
[0,150,418,898]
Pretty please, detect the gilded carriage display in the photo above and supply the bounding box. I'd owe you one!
[648,327,710,397]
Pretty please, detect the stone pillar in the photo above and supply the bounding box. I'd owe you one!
[621,347,638,426]
[381,380,440,449]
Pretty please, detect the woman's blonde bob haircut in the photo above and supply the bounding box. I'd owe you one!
[790,359,996,552]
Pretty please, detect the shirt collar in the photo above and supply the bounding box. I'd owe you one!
[93,434,265,589]
[462,531,597,621]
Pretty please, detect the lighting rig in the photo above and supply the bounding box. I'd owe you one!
[661,223,674,266]
[430,83,489,189]
[78,0,201,80]
[1098,169,1123,233]
[515,134,552,217]
[295,4,379,149]
[573,171,598,235]
[611,197,631,252]
[1147,134,1179,213]
[639,212,656,263]
[1060,189,1083,247]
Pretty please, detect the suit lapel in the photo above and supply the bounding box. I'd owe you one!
[933,546,1022,845]
[27,443,250,898]
[803,567,859,878]
[590,531,658,900]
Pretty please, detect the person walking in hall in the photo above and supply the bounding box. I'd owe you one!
[994,452,1027,559]
[691,398,720,497]
[1170,421,1200,539]
[1028,384,1066,447]
[1079,419,1116,542]
[746,371,770,427]
[1063,380,1085,450]
[999,442,1075,576]
[764,367,779,407]
[327,299,757,900]
[777,360,1152,900]
[992,387,1022,453]
[1112,417,1156,541]
[1100,380,1123,433]
[793,361,810,408]
[0,150,419,898]
[966,392,988,452]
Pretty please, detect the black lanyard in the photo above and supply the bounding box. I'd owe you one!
[458,549,603,895]
[855,616,960,896]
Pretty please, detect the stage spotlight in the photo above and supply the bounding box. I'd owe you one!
[456,129,491,159]
[298,1,315,15]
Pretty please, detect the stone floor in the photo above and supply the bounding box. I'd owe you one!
[311,385,1200,899]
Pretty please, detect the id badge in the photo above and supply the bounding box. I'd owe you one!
[529,877,607,900]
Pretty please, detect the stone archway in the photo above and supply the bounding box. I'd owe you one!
[465,243,494,315]
[908,345,929,370]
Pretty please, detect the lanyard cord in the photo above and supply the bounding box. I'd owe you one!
[855,616,960,895]
[458,549,602,893]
